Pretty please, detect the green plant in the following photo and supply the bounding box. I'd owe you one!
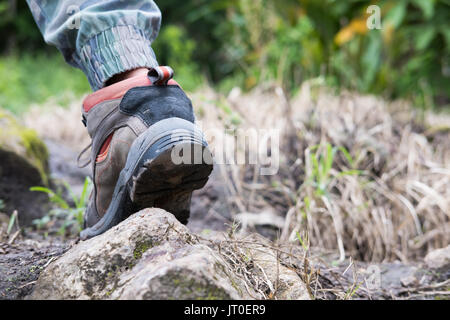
[217,0,449,108]
[330,0,450,109]
[296,231,310,251]
[0,199,4,211]
[7,210,18,235]
[31,177,92,236]
[344,280,363,300]
[152,24,204,91]
[305,143,361,197]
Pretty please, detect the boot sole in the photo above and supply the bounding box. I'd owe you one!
[80,117,213,240]
[129,137,213,224]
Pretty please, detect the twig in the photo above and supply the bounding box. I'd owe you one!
[8,229,20,245]
[18,280,37,289]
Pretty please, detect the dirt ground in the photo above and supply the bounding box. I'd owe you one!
[0,235,67,299]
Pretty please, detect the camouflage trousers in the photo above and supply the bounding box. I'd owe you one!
[26,0,162,91]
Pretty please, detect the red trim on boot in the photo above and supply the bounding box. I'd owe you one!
[83,73,178,113]
[96,133,114,163]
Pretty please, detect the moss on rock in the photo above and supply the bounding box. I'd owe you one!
[0,109,49,185]
[133,240,157,260]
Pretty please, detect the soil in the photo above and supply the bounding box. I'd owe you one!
[0,236,68,299]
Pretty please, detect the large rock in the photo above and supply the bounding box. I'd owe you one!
[29,209,310,300]
[0,110,50,225]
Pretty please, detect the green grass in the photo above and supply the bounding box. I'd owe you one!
[0,52,90,115]
[7,211,18,235]
[31,177,92,236]
[306,143,362,197]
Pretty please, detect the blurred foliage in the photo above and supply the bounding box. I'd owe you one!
[152,25,204,91]
[216,0,450,108]
[0,53,90,114]
[0,0,44,53]
[0,0,449,112]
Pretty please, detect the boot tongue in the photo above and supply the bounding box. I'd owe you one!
[82,74,152,113]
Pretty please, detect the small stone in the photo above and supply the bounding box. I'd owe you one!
[424,245,450,270]
[400,275,417,287]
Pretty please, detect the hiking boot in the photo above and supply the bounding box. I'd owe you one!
[79,66,213,240]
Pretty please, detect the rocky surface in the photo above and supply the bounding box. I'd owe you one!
[28,208,310,300]
[2,206,448,300]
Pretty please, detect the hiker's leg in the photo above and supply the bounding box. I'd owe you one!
[26,0,161,90]
[26,0,213,240]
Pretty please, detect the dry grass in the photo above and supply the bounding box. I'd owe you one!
[23,97,90,150]
[192,82,450,263]
[196,229,372,300]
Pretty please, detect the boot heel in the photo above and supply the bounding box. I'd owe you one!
[128,127,213,224]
